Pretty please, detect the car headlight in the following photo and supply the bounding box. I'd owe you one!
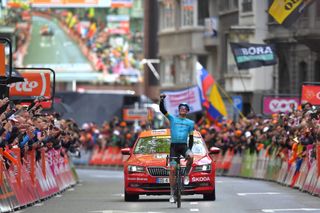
[128,165,145,173]
[194,164,211,172]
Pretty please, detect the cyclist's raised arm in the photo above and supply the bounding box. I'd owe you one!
[159,94,168,116]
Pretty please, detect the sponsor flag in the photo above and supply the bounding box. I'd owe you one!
[196,62,227,121]
[230,42,277,70]
[268,0,316,27]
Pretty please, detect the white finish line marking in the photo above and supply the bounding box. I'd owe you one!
[34,203,44,207]
[237,192,281,196]
[55,194,63,198]
[190,202,198,205]
[67,188,75,191]
[190,209,199,212]
[262,208,320,212]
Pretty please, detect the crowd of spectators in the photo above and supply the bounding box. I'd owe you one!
[77,101,319,167]
[0,97,81,169]
[56,10,143,84]
[198,102,319,165]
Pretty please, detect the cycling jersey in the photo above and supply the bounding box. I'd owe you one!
[166,113,194,144]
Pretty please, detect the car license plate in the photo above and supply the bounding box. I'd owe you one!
[156,178,169,183]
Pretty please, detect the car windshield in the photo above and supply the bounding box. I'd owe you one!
[133,136,207,155]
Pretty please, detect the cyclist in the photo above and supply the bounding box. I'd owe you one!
[159,94,194,203]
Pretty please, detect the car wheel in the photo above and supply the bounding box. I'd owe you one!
[203,189,216,201]
[124,191,139,202]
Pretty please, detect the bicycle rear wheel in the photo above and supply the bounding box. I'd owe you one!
[176,166,181,208]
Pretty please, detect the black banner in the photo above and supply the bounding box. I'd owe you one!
[230,43,277,70]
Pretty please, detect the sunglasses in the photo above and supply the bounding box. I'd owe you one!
[179,106,188,111]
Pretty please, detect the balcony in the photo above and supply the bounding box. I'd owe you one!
[158,26,208,55]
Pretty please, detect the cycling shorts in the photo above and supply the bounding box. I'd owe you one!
[169,143,191,165]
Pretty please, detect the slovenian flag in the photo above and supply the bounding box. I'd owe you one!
[196,62,227,121]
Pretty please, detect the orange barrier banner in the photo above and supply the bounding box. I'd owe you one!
[29,149,36,186]
[0,149,3,184]
[11,148,21,187]
[41,149,46,178]
[317,143,320,177]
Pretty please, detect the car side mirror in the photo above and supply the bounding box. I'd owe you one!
[121,148,131,155]
[209,147,220,155]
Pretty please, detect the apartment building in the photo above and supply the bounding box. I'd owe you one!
[155,0,320,116]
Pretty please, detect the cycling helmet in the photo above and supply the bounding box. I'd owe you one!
[178,103,190,112]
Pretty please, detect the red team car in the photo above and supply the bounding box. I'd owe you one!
[121,129,220,201]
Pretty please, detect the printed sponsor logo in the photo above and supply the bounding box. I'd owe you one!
[9,72,51,97]
[191,176,210,182]
[263,97,299,114]
[268,99,298,112]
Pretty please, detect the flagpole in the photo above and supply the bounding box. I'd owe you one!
[214,81,246,119]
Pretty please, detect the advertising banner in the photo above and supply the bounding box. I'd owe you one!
[268,0,315,27]
[301,84,320,106]
[9,72,51,97]
[0,44,5,76]
[263,96,300,115]
[162,86,202,116]
[111,0,132,8]
[31,0,111,7]
[317,144,320,177]
[123,108,153,121]
[230,43,277,70]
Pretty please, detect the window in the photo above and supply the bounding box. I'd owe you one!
[317,1,320,17]
[159,0,176,30]
[315,60,320,82]
[162,57,175,85]
[181,0,195,26]
[233,0,239,8]
[242,0,252,12]
[299,61,308,86]
[219,0,230,11]
[198,0,209,26]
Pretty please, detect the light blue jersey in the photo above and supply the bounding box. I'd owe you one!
[166,113,194,144]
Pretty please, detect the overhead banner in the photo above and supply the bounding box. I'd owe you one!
[162,86,202,116]
[230,43,277,70]
[123,108,153,121]
[301,84,320,106]
[111,0,132,8]
[263,96,300,115]
[9,72,51,97]
[31,0,111,8]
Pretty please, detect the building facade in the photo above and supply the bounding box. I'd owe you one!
[157,0,217,90]
[155,0,320,117]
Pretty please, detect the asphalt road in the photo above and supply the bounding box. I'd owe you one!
[23,16,93,72]
[16,168,320,213]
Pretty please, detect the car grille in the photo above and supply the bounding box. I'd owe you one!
[147,167,186,177]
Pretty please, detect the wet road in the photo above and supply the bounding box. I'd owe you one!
[17,168,320,213]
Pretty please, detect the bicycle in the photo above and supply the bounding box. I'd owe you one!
[166,155,185,208]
